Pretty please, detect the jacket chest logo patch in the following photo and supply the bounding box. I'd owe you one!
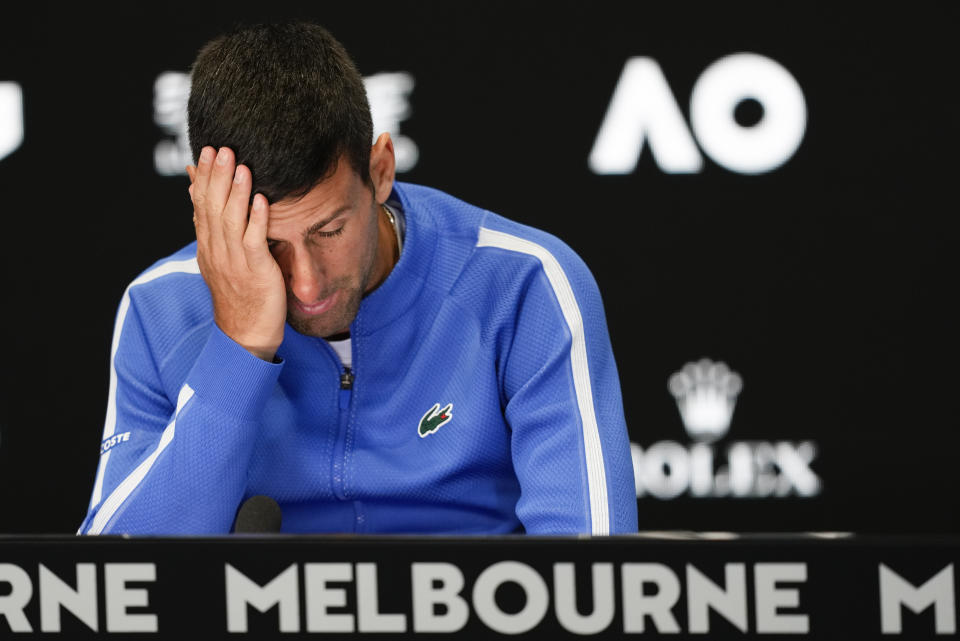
[419,403,453,437]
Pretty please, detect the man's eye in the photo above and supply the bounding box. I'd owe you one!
[316,226,344,238]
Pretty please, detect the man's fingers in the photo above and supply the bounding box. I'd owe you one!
[186,165,196,183]
[189,184,201,230]
[191,147,215,241]
[204,147,237,221]
[193,146,215,195]
[222,164,254,250]
[243,194,275,270]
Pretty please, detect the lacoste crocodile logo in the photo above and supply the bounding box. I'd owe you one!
[419,403,453,437]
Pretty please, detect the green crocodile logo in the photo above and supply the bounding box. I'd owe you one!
[419,403,453,437]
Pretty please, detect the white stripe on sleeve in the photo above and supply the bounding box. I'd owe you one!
[476,227,611,535]
[89,257,200,509]
[87,384,195,535]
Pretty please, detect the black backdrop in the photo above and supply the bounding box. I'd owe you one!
[1,4,956,534]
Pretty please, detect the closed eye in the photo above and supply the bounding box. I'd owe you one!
[314,226,344,238]
[266,224,343,250]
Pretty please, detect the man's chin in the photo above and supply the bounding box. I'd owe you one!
[288,314,345,340]
[286,303,359,340]
[284,287,363,340]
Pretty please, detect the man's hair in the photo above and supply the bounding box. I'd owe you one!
[188,21,373,203]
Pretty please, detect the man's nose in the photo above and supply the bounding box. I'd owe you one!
[286,247,324,303]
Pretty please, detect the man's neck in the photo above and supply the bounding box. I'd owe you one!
[363,202,401,296]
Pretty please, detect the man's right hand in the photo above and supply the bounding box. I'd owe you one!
[186,146,287,362]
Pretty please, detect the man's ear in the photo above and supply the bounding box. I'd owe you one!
[369,132,396,203]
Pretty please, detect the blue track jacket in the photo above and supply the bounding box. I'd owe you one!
[79,183,638,535]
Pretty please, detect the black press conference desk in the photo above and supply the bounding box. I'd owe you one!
[1,532,957,639]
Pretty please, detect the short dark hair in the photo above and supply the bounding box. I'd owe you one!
[188,21,373,203]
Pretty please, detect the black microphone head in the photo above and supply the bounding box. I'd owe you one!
[233,495,282,533]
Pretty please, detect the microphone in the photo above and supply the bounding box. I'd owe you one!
[233,495,282,533]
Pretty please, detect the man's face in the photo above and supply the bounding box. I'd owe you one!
[266,157,392,339]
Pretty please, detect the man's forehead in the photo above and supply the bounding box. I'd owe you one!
[270,164,360,213]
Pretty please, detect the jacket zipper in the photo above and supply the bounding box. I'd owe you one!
[331,363,353,502]
[317,337,355,509]
[339,367,354,405]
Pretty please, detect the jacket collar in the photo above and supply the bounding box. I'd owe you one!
[350,182,438,337]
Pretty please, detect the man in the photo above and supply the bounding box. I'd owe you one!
[79,21,637,535]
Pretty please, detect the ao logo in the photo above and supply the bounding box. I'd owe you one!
[590,53,806,175]
[153,72,419,175]
[0,82,24,162]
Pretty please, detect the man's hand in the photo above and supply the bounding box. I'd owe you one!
[187,146,286,361]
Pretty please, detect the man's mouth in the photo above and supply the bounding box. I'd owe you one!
[291,291,338,316]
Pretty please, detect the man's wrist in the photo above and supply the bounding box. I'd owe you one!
[246,345,279,363]
[190,325,284,420]
[214,322,282,362]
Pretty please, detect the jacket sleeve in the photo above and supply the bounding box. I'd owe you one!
[78,287,281,535]
[492,234,638,535]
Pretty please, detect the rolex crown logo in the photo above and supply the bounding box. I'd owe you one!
[668,359,743,442]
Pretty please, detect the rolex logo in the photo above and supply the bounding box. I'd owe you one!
[668,359,743,443]
[632,358,819,499]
